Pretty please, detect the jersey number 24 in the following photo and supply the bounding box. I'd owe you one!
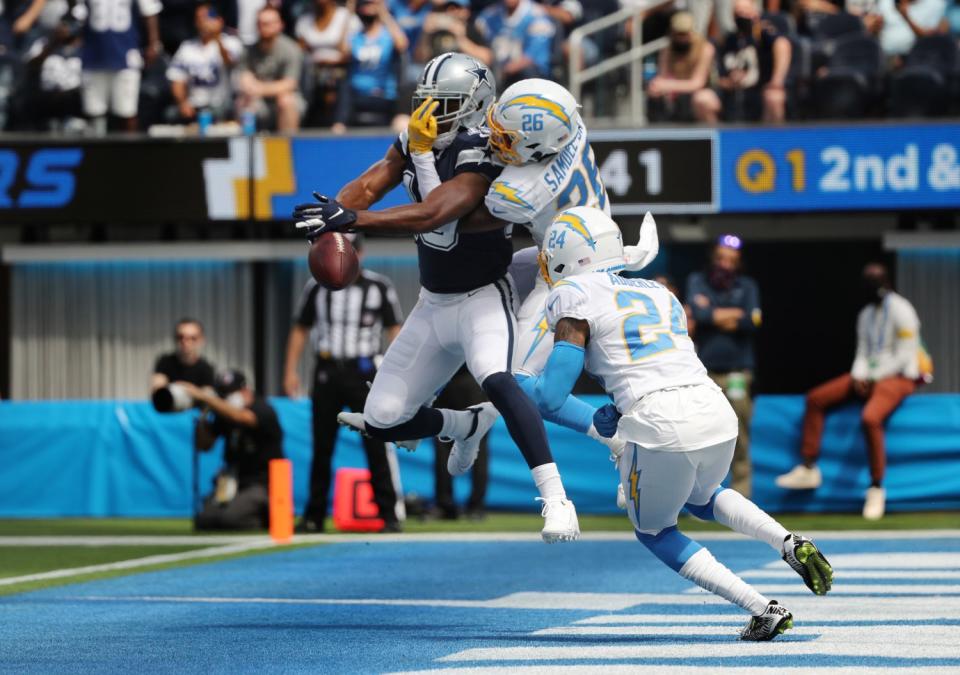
[616,290,688,361]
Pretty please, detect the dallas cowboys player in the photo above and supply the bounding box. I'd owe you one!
[530,206,835,640]
[293,52,580,543]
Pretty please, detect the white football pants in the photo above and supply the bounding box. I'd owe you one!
[363,277,518,429]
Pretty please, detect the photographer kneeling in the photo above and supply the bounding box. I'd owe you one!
[179,369,284,530]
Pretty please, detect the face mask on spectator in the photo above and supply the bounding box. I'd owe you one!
[708,265,738,291]
[671,37,692,54]
[735,15,754,35]
[860,277,886,304]
[226,392,247,409]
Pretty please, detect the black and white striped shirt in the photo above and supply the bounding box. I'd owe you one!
[295,271,403,359]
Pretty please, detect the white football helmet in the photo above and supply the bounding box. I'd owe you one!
[414,52,497,150]
[486,79,581,166]
[538,207,626,285]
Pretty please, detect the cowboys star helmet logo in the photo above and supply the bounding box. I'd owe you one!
[467,65,489,84]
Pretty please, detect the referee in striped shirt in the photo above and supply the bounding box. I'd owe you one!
[284,236,404,533]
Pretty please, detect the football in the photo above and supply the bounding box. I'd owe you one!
[308,232,359,290]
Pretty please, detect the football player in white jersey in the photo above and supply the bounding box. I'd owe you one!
[408,78,657,505]
[482,80,659,459]
[529,206,835,641]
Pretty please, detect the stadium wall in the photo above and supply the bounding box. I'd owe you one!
[0,394,958,517]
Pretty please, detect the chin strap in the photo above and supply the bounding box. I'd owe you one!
[623,211,659,272]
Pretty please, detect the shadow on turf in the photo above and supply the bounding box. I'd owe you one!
[184,624,817,643]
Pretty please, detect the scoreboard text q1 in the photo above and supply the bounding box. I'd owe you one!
[717,124,960,212]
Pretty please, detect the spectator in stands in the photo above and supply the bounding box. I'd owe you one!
[80,0,163,133]
[685,234,761,498]
[390,0,431,48]
[413,0,492,67]
[296,0,360,128]
[432,366,489,521]
[646,11,720,123]
[856,0,949,58]
[167,4,244,124]
[776,263,925,521]
[182,369,284,531]
[714,0,791,122]
[332,0,408,133]
[22,15,84,131]
[151,318,217,396]
[283,235,404,533]
[476,0,556,86]
[230,0,272,45]
[536,0,582,34]
[159,0,200,55]
[237,6,303,132]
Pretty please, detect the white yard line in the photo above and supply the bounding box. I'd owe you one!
[0,536,270,547]
[1,529,958,547]
[0,540,277,587]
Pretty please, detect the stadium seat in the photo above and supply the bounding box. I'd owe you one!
[814,34,883,118]
[811,12,865,41]
[889,36,960,117]
[762,11,796,37]
[888,66,947,117]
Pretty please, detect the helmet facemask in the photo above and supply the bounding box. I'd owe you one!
[486,105,523,165]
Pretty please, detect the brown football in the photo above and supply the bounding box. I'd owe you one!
[308,232,359,290]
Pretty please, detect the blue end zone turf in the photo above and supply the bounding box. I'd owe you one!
[2,534,959,672]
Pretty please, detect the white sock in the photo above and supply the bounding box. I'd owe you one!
[713,488,790,552]
[531,462,566,501]
[679,548,769,615]
[439,408,473,440]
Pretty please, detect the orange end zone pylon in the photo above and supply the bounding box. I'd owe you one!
[269,458,294,543]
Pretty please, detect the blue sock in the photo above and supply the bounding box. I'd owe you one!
[636,525,704,572]
[483,372,554,469]
[515,373,594,434]
[685,487,724,522]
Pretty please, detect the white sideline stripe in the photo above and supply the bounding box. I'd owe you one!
[395,668,960,675]
[743,569,960,580]
[764,552,960,570]
[687,583,960,595]
[0,540,275,587]
[438,642,960,661]
[0,536,272,547]
[1,529,959,547]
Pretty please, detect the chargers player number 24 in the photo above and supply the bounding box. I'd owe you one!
[616,290,688,361]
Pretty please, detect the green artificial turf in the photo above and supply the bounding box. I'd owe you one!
[0,510,956,537]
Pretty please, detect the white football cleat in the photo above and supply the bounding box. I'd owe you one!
[862,486,886,520]
[538,497,580,543]
[336,411,420,452]
[775,464,822,490]
[447,403,498,476]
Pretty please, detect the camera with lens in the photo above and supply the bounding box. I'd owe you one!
[151,382,194,413]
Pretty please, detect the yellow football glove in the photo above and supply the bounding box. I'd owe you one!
[408,97,439,154]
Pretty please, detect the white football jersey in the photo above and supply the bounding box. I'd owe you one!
[545,272,714,412]
[484,120,610,246]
